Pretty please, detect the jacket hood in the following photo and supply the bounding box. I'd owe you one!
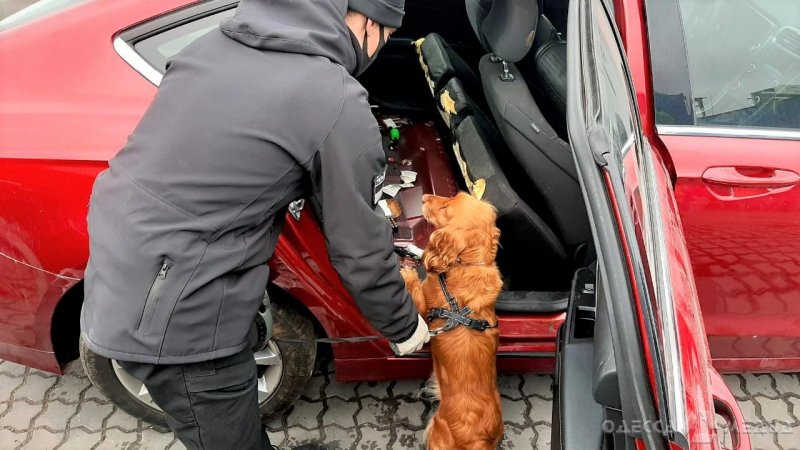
[220,0,357,73]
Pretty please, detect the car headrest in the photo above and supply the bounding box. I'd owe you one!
[466,0,493,50]
[482,0,539,63]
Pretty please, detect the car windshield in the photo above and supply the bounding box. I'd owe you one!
[0,0,87,32]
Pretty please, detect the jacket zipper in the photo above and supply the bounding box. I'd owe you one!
[138,259,173,333]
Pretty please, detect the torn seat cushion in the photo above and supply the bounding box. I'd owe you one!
[436,78,475,129]
[415,33,486,109]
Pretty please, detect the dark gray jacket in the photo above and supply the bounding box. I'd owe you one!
[81,0,418,364]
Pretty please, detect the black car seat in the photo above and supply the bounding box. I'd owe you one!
[524,13,568,139]
[414,0,495,124]
[439,78,571,292]
[478,0,590,252]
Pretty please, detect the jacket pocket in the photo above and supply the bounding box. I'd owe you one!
[137,258,174,333]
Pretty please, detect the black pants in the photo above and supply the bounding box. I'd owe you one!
[119,347,271,450]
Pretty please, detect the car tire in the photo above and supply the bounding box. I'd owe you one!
[79,300,316,430]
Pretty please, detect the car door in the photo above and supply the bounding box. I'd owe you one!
[567,0,749,447]
[644,0,800,371]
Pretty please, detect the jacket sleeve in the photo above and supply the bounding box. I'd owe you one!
[306,74,418,343]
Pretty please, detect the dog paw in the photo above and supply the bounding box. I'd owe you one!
[400,266,419,284]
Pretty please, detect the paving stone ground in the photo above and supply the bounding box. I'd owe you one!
[0,359,798,449]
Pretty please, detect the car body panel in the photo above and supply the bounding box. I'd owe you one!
[664,134,800,372]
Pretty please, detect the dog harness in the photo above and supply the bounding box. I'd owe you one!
[427,273,498,336]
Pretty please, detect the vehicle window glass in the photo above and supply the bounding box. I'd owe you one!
[675,0,800,130]
[587,0,637,156]
[134,9,235,73]
[0,0,86,31]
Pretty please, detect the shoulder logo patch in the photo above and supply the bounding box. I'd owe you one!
[373,165,388,205]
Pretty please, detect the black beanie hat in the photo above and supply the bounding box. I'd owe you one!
[348,0,405,28]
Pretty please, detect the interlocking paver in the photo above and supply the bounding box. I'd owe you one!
[502,397,529,428]
[94,428,138,449]
[356,396,394,428]
[0,401,44,430]
[391,380,424,399]
[12,373,58,403]
[393,427,422,449]
[0,428,26,448]
[286,399,323,429]
[521,375,553,399]
[356,425,391,450]
[499,374,524,400]
[105,408,139,431]
[284,423,324,448]
[68,400,114,432]
[773,373,800,394]
[321,425,359,449]
[501,423,536,449]
[355,382,389,399]
[32,400,78,431]
[749,425,779,450]
[725,374,748,399]
[60,428,102,449]
[322,398,359,428]
[776,426,800,450]
[528,397,552,424]
[392,398,425,428]
[534,424,552,449]
[758,397,796,425]
[47,374,88,404]
[326,381,358,402]
[0,362,28,377]
[0,358,798,449]
[743,373,780,397]
[0,374,24,400]
[18,428,63,449]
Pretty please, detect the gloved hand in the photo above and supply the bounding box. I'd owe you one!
[389,314,431,356]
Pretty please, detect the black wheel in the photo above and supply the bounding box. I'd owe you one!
[80,299,316,429]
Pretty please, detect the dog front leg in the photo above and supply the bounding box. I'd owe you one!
[400,267,427,315]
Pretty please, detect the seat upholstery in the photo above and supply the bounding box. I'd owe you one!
[435,77,474,129]
[529,15,568,137]
[479,0,590,249]
[415,33,486,111]
[453,115,569,290]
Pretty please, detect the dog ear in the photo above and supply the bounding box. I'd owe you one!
[423,227,464,273]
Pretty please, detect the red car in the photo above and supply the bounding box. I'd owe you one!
[6,0,794,447]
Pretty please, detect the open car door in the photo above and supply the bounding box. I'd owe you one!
[554,0,752,448]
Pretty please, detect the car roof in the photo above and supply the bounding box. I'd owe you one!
[0,0,195,161]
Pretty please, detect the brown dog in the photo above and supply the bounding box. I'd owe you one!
[401,192,504,450]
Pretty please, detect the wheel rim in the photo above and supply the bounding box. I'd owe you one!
[111,340,284,411]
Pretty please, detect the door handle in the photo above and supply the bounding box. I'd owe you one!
[702,166,800,188]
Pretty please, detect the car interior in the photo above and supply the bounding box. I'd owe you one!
[361,0,590,308]
[126,0,642,446]
[359,0,631,447]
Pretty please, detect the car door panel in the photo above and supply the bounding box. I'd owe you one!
[664,134,800,368]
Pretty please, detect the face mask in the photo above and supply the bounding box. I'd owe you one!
[349,23,387,77]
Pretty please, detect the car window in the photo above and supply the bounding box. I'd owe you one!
[670,0,800,130]
[0,0,86,31]
[133,9,235,73]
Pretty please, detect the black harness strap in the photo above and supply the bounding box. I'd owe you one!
[427,273,498,335]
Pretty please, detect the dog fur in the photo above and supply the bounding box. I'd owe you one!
[401,193,504,450]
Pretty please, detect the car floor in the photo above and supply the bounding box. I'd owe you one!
[0,358,797,449]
